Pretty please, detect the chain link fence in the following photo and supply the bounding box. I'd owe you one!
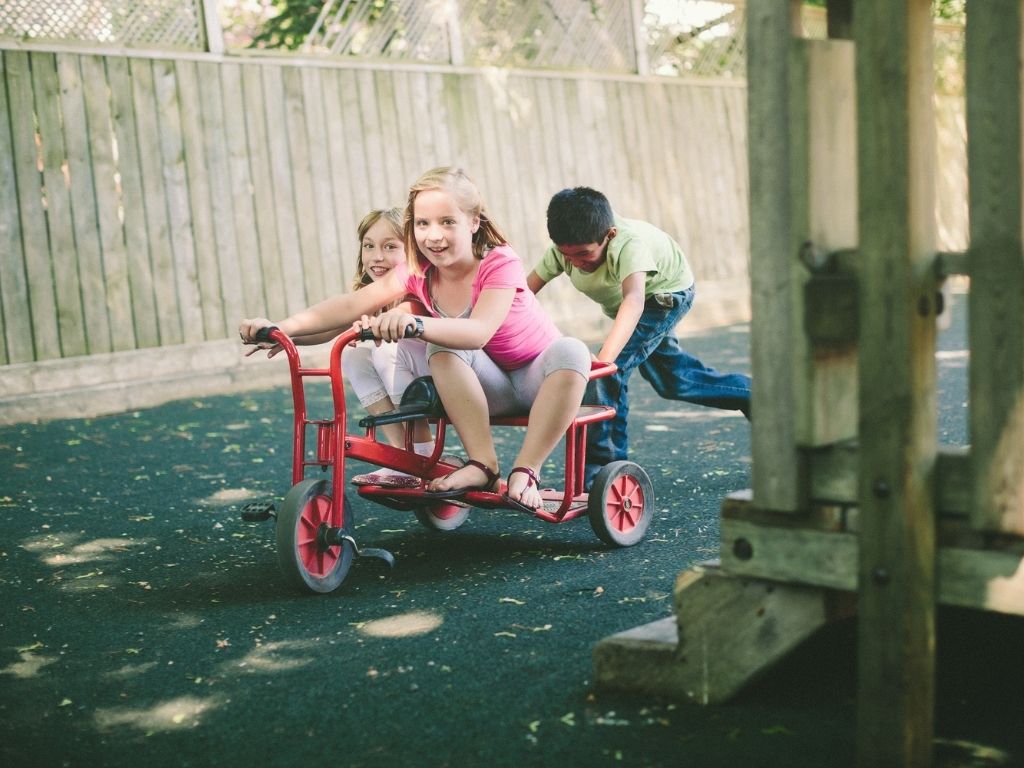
[0,0,209,50]
[0,1,963,92]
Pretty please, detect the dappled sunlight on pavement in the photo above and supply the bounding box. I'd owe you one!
[0,651,57,679]
[94,694,226,732]
[356,610,444,639]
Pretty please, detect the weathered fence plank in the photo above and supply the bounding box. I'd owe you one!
[356,68,389,208]
[35,53,87,357]
[261,64,306,315]
[58,54,112,355]
[301,66,344,299]
[240,64,286,321]
[107,56,159,349]
[82,55,136,353]
[131,58,182,346]
[221,63,266,322]
[336,67,375,233]
[282,66,325,307]
[177,59,226,342]
[388,68,414,185]
[0,53,32,364]
[155,59,204,345]
[197,59,244,340]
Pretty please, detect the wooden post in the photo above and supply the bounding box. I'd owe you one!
[198,1,225,55]
[826,0,853,40]
[629,0,650,76]
[790,38,858,448]
[446,0,465,66]
[854,2,937,766]
[747,0,806,512]
[966,1,1024,536]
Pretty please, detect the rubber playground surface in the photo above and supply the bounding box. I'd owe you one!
[3,310,1023,768]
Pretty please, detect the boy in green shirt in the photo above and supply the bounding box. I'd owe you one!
[527,187,750,488]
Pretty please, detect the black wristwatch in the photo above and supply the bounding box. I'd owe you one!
[409,316,425,338]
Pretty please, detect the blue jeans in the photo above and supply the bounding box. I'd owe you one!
[584,286,751,487]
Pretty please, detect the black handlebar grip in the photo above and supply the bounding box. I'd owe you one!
[253,325,279,343]
[357,328,377,342]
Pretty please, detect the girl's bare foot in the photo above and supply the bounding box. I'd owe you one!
[426,460,499,494]
[506,466,542,510]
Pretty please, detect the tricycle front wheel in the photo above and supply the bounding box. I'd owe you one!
[276,478,355,593]
[587,461,654,547]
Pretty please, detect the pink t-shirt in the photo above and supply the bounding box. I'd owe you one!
[397,245,561,370]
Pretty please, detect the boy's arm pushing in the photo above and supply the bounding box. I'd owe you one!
[526,270,547,294]
[596,271,646,364]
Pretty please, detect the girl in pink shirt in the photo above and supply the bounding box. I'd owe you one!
[241,167,590,511]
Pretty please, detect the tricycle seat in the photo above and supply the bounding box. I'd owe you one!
[359,376,447,427]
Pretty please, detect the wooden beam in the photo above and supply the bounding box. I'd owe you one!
[966,1,1024,536]
[671,566,850,704]
[806,443,969,515]
[791,39,859,448]
[854,1,937,765]
[747,0,806,512]
[720,496,1024,617]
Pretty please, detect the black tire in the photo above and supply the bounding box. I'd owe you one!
[587,461,654,547]
[413,502,470,531]
[276,478,355,593]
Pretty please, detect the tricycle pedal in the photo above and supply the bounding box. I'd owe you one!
[240,501,276,522]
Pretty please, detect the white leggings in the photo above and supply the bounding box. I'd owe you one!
[341,338,430,407]
[426,336,591,415]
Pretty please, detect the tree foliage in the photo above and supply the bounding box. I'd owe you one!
[245,0,392,51]
[804,0,964,23]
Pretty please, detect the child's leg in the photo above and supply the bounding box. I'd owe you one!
[423,346,517,492]
[343,344,406,448]
[637,333,751,411]
[385,339,433,443]
[506,337,590,509]
[584,289,693,487]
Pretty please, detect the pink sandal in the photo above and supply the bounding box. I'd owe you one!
[502,466,540,513]
[424,459,500,499]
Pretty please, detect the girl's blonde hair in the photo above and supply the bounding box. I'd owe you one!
[350,207,405,292]
[404,167,508,276]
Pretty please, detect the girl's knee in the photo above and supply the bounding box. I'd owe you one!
[542,337,591,380]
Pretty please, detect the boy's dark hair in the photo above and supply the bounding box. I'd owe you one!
[546,187,614,245]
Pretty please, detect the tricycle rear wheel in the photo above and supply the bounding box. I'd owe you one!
[276,478,355,593]
[413,502,470,531]
[587,461,654,547]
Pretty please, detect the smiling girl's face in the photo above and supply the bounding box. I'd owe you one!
[412,188,480,270]
[361,217,406,281]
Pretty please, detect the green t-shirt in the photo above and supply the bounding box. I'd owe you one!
[534,215,695,318]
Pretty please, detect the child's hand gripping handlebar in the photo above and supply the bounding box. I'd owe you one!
[251,321,422,359]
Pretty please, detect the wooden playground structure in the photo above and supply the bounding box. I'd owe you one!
[595,2,1024,766]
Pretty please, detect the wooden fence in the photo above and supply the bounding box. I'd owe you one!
[0,45,967,422]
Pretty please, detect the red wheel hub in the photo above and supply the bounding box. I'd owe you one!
[296,494,340,578]
[605,475,645,534]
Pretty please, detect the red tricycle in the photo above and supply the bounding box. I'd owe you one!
[242,326,654,594]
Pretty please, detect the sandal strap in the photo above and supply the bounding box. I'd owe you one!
[464,459,500,486]
[507,466,538,488]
